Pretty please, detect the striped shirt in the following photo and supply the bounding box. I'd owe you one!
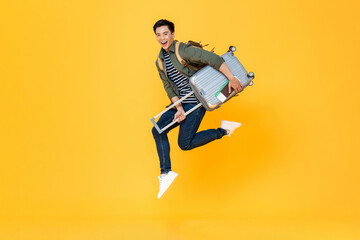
[163,51,197,104]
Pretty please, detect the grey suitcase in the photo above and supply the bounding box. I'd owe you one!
[190,46,254,111]
[151,46,254,134]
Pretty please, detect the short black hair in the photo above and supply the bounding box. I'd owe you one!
[153,19,175,34]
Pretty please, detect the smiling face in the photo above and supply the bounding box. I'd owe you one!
[155,25,175,52]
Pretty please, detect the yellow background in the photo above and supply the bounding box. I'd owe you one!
[1,0,359,239]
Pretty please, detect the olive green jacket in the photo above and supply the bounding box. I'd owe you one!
[155,40,225,101]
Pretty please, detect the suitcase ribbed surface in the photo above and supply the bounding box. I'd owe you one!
[189,52,251,111]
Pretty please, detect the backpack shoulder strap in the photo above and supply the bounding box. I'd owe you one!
[157,57,164,72]
[175,41,186,65]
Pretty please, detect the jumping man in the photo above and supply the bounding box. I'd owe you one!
[152,19,243,199]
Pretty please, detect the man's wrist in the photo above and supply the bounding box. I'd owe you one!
[176,104,183,110]
[229,75,238,81]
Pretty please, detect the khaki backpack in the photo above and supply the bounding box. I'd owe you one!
[157,40,215,72]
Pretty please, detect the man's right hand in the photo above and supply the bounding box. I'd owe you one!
[173,107,186,123]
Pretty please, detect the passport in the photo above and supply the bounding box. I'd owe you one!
[215,80,232,102]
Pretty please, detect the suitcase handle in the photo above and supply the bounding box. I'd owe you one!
[151,91,203,134]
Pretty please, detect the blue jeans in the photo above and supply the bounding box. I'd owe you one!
[152,103,227,174]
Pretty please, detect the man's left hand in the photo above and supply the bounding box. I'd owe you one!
[228,76,243,93]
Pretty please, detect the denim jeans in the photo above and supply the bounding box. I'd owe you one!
[152,103,227,174]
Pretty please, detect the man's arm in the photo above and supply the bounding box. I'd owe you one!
[155,60,178,99]
[155,61,186,123]
[180,43,243,93]
[180,43,224,70]
[219,62,243,93]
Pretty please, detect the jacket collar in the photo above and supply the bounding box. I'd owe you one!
[158,40,177,59]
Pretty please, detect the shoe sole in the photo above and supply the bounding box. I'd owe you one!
[221,121,241,137]
[157,173,178,199]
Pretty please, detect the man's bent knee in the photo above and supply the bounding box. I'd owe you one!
[178,141,191,151]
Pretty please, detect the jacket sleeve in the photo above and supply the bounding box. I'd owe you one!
[155,60,178,100]
[179,42,225,71]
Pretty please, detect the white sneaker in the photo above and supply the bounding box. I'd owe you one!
[157,171,178,199]
[220,120,241,137]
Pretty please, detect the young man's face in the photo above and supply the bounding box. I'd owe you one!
[155,25,175,52]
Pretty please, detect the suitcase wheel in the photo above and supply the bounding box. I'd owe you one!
[249,81,254,86]
[229,46,236,52]
[247,72,254,79]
